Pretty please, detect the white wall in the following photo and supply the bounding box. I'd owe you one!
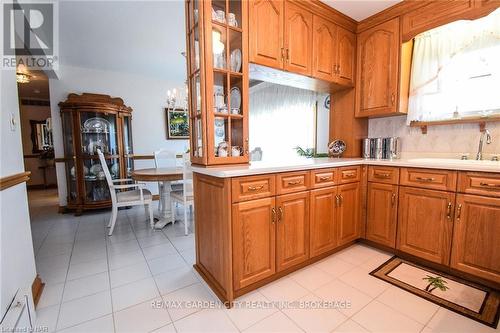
[369,116,500,158]
[50,65,189,205]
[0,69,37,320]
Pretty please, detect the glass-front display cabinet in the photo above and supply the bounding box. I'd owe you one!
[59,93,134,215]
[185,0,249,165]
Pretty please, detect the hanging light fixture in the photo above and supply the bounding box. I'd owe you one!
[16,64,31,84]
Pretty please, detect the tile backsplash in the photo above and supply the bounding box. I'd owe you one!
[368,116,500,158]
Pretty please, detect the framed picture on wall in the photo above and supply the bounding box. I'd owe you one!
[166,108,189,139]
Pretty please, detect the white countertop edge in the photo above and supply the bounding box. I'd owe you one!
[191,158,500,178]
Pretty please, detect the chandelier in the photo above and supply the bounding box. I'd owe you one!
[16,72,31,84]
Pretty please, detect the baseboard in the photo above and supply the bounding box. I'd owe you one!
[32,274,45,308]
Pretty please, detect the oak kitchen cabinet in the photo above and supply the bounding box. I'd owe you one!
[366,182,399,247]
[284,1,313,76]
[232,197,276,290]
[249,0,284,69]
[450,194,500,284]
[397,186,455,265]
[337,182,361,246]
[355,17,401,117]
[310,187,338,257]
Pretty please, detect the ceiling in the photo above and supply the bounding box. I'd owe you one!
[17,70,50,101]
[320,0,403,21]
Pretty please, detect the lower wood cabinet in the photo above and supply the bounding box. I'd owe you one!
[397,186,455,265]
[337,182,361,246]
[450,194,500,283]
[310,187,337,257]
[232,197,276,290]
[366,182,398,247]
[276,192,310,272]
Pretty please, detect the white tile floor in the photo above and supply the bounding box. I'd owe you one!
[29,189,500,333]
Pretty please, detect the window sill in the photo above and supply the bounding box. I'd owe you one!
[409,115,500,134]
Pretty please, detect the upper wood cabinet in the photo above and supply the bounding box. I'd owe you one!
[356,17,401,117]
[284,2,313,76]
[450,194,500,284]
[336,26,356,86]
[249,0,284,69]
[232,197,276,290]
[312,15,337,82]
[397,186,455,265]
[276,192,310,272]
[366,182,398,248]
[337,182,361,246]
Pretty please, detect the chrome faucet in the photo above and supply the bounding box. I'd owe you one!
[476,129,492,160]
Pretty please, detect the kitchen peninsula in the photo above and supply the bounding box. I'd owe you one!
[191,158,500,305]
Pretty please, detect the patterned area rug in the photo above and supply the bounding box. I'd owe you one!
[370,256,500,328]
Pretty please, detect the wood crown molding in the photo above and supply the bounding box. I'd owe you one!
[0,171,31,191]
[291,0,358,32]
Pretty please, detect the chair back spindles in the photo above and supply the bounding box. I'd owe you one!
[154,149,176,168]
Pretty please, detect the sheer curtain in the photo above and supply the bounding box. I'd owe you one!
[407,8,500,124]
[249,82,318,162]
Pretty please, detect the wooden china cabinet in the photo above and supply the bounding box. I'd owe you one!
[185,0,249,166]
[59,93,134,215]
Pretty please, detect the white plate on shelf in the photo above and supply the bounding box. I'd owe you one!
[230,87,241,110]
[230,49,242,72]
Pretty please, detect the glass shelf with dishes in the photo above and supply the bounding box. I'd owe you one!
[79,112,119,156]
[185,0,247,165]
[82,157,120,203]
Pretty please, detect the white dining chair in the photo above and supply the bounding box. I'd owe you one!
[97,149,154,236]
[154,149,182,213]
[170,153,194,235]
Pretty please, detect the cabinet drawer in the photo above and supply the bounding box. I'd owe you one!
[338,166,361,184]
[231,175,276,203]
[311,168,337,188]
[458,172,500,198]
[276,171,310,195]
[400,168,457,191]
[368,166,399,184]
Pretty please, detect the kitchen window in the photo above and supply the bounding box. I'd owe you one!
[407,8,500,124]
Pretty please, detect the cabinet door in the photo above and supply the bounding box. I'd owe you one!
[312,15,336,82]
[397,187,455,265]
[356,17,400,117]
[232,197,276,290]
[249,0,284,69]
[450,194,500,283]
[366,183,398,247]
[336,26,356,86]
[276,192,310,272]
[310,187,337,257]
[284,2,313,76]
[337,182,361,246]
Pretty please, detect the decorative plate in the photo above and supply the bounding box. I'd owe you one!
[324,95,330,109]
[111,163,119,176]
[83,117,111,133]
[230,87,241,110]
[328,140,346,157]
[230,49,242,72]
[89,163,103,176]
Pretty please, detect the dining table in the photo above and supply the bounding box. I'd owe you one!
[131,167,183,229]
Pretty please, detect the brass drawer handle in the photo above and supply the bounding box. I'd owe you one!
[374,173,391,179]
[446,202,452,220]
[248,185,264,191]
[479,182,500,188]
[456,204,462,222]
[415,176,436,182]
[278,207,283,221]
[335,194,340,206]
[271,207,276,224]
[319,176,331,181]
[343,173,356,178]
[287,180,302,185]
[391,193,396,205]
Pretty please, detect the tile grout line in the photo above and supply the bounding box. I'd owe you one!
[103,212,117,333]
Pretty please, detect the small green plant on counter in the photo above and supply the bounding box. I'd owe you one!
[423,275,449,293]
[295,146,329,158]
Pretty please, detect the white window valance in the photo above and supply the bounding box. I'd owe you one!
[407,8,500,124]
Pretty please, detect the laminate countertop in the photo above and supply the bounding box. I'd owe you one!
[191,157,500,178]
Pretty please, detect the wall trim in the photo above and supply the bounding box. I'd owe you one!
[0,171,31,191]
[32,274,45,308]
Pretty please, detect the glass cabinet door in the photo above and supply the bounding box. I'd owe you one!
[122,115,134,177]
[79,111,119,156]
[65,159,77,204]
[62,112,75,157]
[82,158,119,203]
